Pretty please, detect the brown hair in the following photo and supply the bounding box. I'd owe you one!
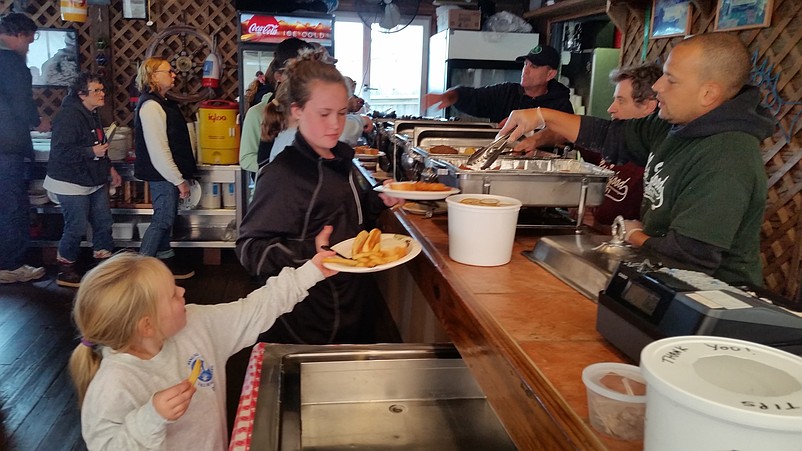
[260,81,291,141]
[135,57,170,94]
[259,48,345,142]
[68,253,169,407]
[283,48,346,109]
[610,62,662,105]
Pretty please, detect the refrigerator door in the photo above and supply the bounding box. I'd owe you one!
[588,48,621,118]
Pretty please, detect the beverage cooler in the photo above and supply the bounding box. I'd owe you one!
[426,30,538,120]
[237,11,334,119]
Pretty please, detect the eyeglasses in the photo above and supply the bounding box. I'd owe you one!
[154,69,176,75]
[87,88,106,94]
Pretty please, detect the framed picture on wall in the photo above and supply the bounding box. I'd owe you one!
[650,0,692,39]
[714,0,773,31]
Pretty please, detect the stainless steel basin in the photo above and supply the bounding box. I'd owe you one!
[251,344,516,450]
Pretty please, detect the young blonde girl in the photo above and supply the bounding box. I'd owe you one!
[69,230,336,450]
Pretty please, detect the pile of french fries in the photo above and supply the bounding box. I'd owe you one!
[323,228,409,268]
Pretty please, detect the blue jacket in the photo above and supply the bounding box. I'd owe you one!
[0,48,40,159]
[47,95,110,187]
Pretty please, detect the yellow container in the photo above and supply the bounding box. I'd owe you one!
[60,0,87,22]
[198,100,240,165]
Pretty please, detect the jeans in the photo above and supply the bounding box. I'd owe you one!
[0,156,29,270]
[140,180,177,259]
[56,188,114,263]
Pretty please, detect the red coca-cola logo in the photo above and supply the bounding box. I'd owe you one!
[246,16,280,36]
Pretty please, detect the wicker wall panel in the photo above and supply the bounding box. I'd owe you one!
[609,0,802,300]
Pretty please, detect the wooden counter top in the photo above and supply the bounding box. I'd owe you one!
[382,210,642,451]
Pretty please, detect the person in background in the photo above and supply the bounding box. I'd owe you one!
[239,38,313,174]
[0,13,50,284]
[517,61,662,229]
[69,242,337,448]
[134,57,196,279]
[424,44,573,122]
[244,70,265,110]
[45,72,122,287]
[236,53,404,344]
[500,33,773,286]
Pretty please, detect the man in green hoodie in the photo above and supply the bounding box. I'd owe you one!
[500,33,774,287]
[0,13,50,284]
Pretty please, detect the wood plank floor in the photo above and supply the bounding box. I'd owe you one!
[0,249,260,451]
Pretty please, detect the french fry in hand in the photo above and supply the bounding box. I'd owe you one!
[188,359,202,385]
[322,256,360,266]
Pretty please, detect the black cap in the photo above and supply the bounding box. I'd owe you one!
[515,45,560,69]
[274,37,313,70]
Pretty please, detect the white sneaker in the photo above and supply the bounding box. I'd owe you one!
[0,265,46,284]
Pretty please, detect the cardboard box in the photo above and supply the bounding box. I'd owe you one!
[437,9,481,33]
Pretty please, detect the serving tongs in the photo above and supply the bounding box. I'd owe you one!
[465,131,513,170]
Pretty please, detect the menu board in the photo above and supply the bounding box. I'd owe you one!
[239,14,332,45]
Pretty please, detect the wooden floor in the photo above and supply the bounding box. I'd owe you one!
[0,249,260,451]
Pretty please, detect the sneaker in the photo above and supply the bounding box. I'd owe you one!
[162,257,195,280]
[57,263,83,288]
[0,265,46,284]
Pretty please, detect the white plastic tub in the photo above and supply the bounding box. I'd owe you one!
[640,336,802,450]
[136,222,150,241]
[445,194,521,266]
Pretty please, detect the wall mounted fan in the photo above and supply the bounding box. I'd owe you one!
[355,0,422,33]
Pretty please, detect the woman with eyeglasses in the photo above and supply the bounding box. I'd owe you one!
[45,72,122,287]
[133,57,196,279]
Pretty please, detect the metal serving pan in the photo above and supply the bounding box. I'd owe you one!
[429,157,614,208]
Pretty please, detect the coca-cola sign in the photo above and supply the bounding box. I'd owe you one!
[240,14,332,44]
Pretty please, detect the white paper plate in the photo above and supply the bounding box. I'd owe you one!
[374,184,460,201]
[322,233,422,273]
[178,181,201,210]
[402,201,447,215]
[355,151,385,159]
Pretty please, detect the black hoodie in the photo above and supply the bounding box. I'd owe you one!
[575,86,774,286]
[453,79,573,123]
[47,95,110,187]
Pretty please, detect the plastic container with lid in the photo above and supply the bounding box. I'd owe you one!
[582,362,647,441]
[640,336,802,450]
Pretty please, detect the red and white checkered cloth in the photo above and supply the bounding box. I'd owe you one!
[228,342,267,451]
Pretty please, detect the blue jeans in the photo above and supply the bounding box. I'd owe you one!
[56,188,114,263]
[0,156,29,270]
[140,181,176,259]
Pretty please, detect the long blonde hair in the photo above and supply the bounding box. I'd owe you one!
[135,57,170,94]
[68,253,168,407]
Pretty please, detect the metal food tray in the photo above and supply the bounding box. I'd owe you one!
[412,126,501,154]
[429,156,614,209]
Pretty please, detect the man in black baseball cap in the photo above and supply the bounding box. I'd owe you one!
[515,44,561,70]
[424,43,572,123]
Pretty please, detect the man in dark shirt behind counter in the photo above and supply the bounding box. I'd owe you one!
[424,44,574,122]
[500,33,774,287]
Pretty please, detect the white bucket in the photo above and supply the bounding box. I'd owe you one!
[111,223,134,240]
[640,336,802,451]
[222,182,236,208]
[445,194,521,266]
[199,182,221,209]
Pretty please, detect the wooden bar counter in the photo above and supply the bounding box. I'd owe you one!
[381,209,642,451]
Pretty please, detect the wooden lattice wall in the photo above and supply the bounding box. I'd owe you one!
[610,0,802,300]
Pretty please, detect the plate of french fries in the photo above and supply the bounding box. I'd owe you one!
[322,229,422,273]
[374,181,460,201]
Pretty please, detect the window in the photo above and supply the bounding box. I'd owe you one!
[334,14,430,116]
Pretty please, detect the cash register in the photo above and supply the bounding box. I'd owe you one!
[597,260,802,362]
